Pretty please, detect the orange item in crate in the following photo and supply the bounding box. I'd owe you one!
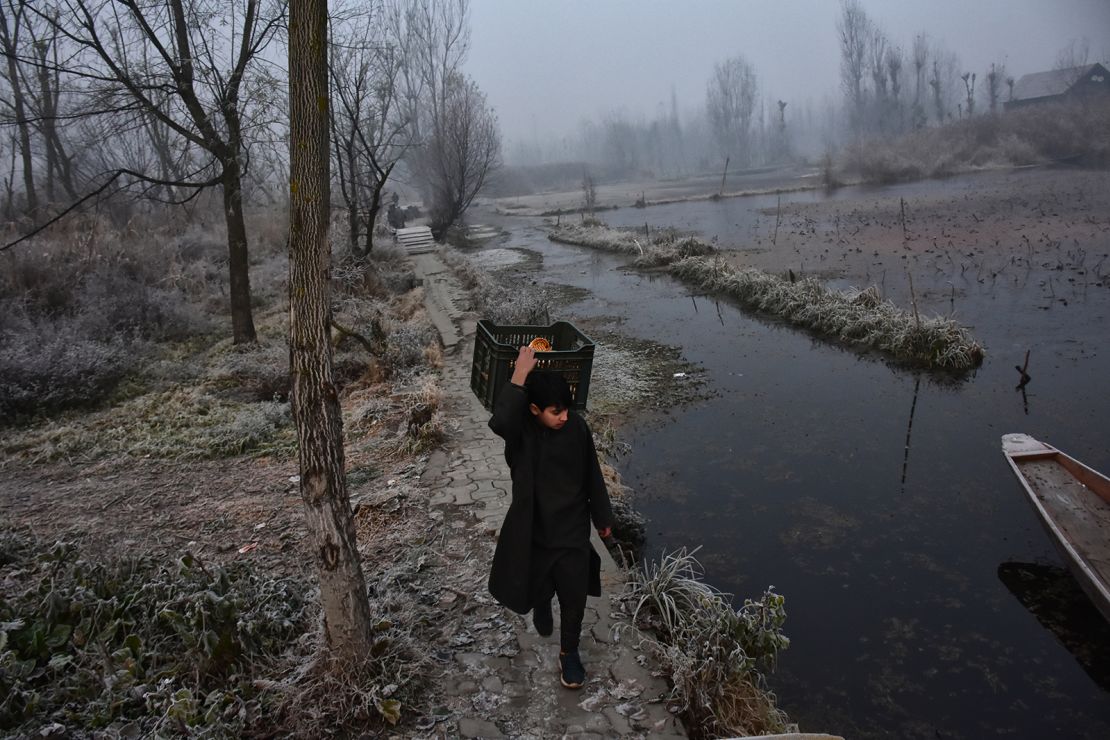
[528,337,552,352]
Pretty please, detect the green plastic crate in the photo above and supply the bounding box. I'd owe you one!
[470,320,595,411]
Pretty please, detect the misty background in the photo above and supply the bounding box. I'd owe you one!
[467,0,1110,170]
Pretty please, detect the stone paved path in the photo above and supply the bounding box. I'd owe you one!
[411,251,686,739]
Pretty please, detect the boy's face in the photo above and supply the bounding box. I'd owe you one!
[530,403,568,430]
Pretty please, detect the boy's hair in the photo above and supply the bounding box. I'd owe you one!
[525,371,573,411]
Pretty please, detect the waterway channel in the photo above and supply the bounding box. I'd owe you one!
[474,171,1110,738]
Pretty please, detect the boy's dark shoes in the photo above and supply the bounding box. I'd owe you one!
[559,650,586,689]
[532,599,553,637]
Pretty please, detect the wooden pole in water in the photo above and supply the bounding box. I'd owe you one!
[907,272,921,329]
[719,156,730,196]
[900,197,909,246]
[1015,349,1032,387]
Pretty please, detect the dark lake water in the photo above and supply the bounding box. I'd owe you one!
[477,172,1110,738]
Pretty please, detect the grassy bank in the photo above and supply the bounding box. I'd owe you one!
[550,221,984,372]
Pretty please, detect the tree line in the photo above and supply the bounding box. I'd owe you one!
[0,0,500,344]
[503,1,1099,184]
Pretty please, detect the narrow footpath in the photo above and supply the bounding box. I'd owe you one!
[411,251,686,738]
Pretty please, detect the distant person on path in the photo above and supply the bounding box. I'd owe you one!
[487,346,614,690]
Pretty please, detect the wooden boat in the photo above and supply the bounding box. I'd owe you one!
[1002,433,1110,623]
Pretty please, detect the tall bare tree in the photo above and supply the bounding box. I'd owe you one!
[837,0,870,132]
[329,1,416,256]
[0,0,37,215]
[911,33,929,128]
[420,72,499,236]
[928,49,960,124]
[960,72,976,118]
[985,62,1006,114]
[885,45,904,131]
[288,0,374,659]
[389,0,499,237]
[33,0,285,344]
[706,54,758,166]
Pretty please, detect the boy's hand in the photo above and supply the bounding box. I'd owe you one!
[598,527,612,539]
[511,346,537,386]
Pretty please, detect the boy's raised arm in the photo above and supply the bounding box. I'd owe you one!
[488,346,536,441]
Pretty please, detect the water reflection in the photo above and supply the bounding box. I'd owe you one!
[997,562,1110,694]
[901,375,921,493]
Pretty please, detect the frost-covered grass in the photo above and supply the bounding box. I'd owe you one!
[549,222,984,371]
[0,518,438,737]
[2,213,446,464]
[0,215,227,420]
[623,549,791,738]
[549,220,715,268]
[0,529,313,737]
[671,258,984,370]
[438,246,552,325]
[2,385,297,463]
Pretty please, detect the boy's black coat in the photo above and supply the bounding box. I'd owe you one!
[486,382,614,614]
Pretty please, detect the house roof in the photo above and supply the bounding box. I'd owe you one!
[1012,64,1105,101]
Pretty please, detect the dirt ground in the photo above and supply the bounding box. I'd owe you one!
[0,440,436,583]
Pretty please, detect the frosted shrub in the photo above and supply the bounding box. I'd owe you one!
[0,312,136,420]
[384,324,439,375]
[75,265,213,341]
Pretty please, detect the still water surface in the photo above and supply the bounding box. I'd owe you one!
[482,174,1110,737]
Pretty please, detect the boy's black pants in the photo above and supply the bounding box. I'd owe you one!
[531,547,589,652]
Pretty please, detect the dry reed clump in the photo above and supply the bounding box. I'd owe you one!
[840,98,1110,183]
[333,244,418,299]
[0,529,313,737]
[390,379,447,456]
[623,549,791,738]
[670,258,984,370]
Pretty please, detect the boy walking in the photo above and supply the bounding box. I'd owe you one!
[487,346,614,689]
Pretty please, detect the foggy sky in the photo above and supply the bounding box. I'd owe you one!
[465,0,1110,146]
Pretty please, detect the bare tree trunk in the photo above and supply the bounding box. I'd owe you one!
[364,165,393,255]
[288,0,374,659]
[221,158,257,344]
[0,2,36,216]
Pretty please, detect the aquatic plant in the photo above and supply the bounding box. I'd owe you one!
[623,548,791,738]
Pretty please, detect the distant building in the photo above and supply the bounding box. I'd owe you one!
[1005,63,1110,110]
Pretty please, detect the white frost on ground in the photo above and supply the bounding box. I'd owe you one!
[588,343,655,410]
[466,248,527,270]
